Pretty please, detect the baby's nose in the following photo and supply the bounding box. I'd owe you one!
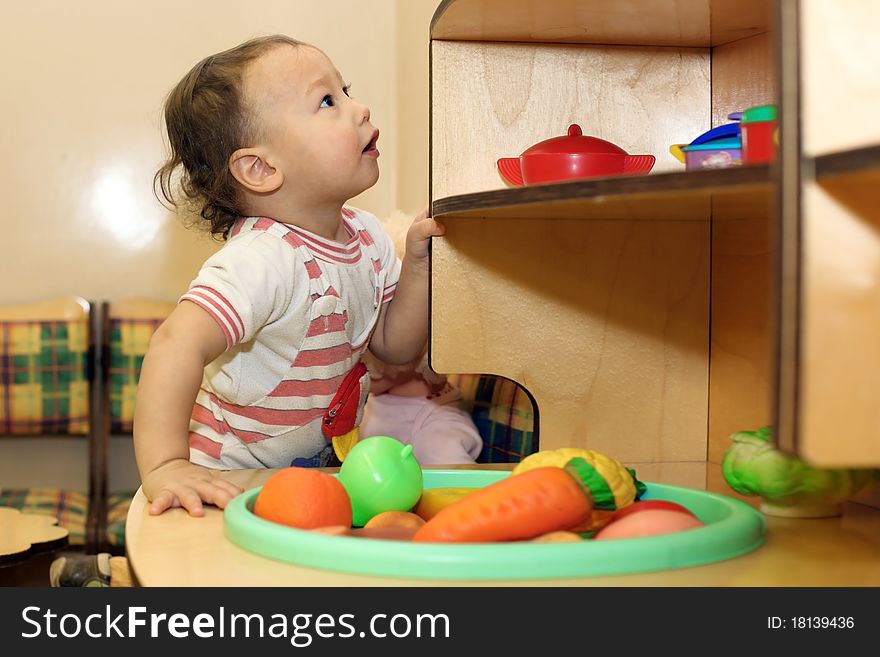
[358,102,371,123]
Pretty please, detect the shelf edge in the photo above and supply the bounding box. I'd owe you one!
[812,144,880,181]
[433,166,772,218]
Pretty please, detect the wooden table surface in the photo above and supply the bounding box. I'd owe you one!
[0,507,69,567]
[125,463,880,586]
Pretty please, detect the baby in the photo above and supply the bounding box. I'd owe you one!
[134,35,444,516]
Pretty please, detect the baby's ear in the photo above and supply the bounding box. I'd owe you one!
[228,148,283,192]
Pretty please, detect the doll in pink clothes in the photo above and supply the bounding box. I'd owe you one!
[360,348,482,464]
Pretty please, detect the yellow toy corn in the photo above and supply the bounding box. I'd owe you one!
[512,448,646,530]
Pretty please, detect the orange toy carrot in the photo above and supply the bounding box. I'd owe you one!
[412,463,594,543]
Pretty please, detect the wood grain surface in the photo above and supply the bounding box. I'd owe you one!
[431,40,710,200]
[431,0,770,47]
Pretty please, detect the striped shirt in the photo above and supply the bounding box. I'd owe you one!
[180,207,401,469]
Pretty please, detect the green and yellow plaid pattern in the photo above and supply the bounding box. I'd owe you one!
[107,317,163,433]
[449,373,536,463]
[0,488,88,545]
[106,492,135,548]
[105,311,168,550]
[0,319,90,434]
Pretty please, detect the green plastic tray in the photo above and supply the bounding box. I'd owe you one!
[224,469,765,580]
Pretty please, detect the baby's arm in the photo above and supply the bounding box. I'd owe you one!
[370,209,445,364]
[133,301,243,516]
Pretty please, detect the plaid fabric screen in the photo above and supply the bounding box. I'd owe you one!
[105,492,135,547]
[0,488,88,545]
[0,319,90,435]
[108,317,164,433]
[105,312,166,550]
[449,373,537,463]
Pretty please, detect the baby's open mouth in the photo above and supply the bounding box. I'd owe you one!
[363,130,379,153]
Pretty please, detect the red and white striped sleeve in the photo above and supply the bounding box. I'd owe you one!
[180,286,245,348]
[179,232,297,349]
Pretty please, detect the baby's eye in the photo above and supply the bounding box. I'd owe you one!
[320,94,335,108]
[342,84,351,98]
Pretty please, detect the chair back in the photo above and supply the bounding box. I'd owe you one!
[0,296,102,550]
[103,299,176,434]
[100,298,175,550]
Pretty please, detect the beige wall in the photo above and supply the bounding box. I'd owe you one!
[0,0,440,491]
[0,0,438,306]
[396,0,440,215]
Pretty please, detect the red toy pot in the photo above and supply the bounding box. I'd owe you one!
[497,124,655,186]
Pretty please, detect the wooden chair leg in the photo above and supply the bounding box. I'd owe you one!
[109,556,134,587]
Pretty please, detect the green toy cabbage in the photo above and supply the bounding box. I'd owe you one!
[721,426,879,517]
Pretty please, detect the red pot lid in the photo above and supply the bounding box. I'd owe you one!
[521,124,628,156]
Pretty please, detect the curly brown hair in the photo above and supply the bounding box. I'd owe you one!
[154,35,304,239]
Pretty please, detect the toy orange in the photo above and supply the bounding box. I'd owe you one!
[254,467,352,530]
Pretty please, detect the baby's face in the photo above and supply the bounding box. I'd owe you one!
[243,44,379,205]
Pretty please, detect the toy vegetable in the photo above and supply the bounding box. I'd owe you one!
[412,459,596,543]
[722,426,880,517]
[412,487,478,521]
[512,447,646,530]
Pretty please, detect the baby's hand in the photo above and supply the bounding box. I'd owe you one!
[404,208,445,267]
[142,459,243,517]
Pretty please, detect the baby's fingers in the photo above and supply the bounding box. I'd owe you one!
[213,478,245,499]
[196,479,241,510]
[148,489,177,516]
[175,488,206,517]
[150,485,205,517]
[409,216,446,239]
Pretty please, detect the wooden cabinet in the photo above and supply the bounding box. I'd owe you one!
[428,0,880,472]
[776,0,880,466]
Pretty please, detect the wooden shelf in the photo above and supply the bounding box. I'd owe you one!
[428,1,781,468]
[432,165,772,220]
[813,144,880,183]
[431,0,772,48]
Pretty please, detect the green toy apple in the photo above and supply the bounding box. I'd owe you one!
[338,435,423,527]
